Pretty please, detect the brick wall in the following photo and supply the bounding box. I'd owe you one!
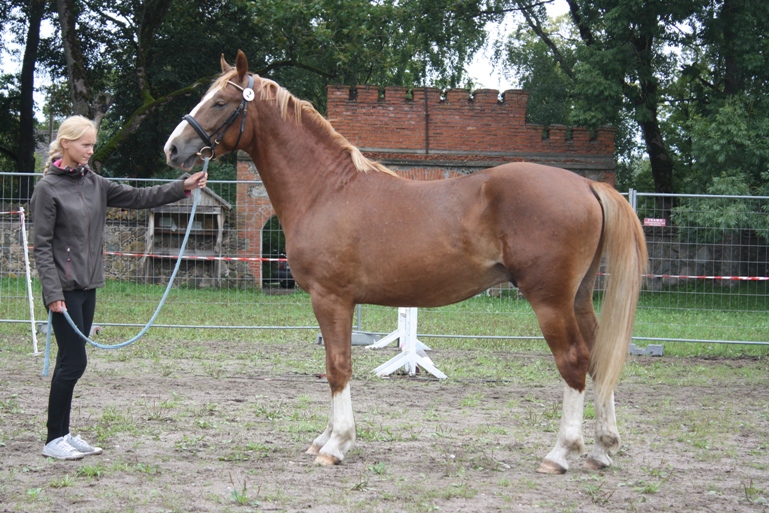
[326,85,615,169]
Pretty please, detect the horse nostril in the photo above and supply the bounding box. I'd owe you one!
[168,145,178,161]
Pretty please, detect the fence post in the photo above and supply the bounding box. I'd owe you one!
[629,188,637,212]
[20,207,40,354]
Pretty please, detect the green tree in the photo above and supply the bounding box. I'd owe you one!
[0,0,53,197]
[16,0,48,198]
[504,6,654,190]
[507,0,769,199]
[665,0,769,194]
[504,14,575,128]
[22,0,497,179]
[506,0,699,196]
[0,74,21,171]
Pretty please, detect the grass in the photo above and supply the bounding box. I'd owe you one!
[743,480,768,505]
[2,277,767,354]
[48,474,74,488]
[77,463,105,479]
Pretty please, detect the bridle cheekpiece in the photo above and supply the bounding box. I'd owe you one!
[183,74,255,160]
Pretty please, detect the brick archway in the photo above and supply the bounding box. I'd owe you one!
[236,158,276,285]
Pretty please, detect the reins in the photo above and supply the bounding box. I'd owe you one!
[42,157,211,376]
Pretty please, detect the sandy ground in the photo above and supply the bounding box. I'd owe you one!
[1,336,767,512]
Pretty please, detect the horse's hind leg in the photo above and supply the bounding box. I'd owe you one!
[538,382,587,474]
[584,391,620,469]
[528,301,590,474]
[306,291,356,465]
[574,267,621,470]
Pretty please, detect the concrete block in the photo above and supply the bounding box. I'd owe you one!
[317,332,382,346]
[628,343,664,357]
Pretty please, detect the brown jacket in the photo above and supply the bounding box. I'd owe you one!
[30,163,187,306]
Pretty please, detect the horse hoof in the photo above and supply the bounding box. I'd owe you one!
[305,444,321,455]
[536,459,567,474]
[314,453,339,466]
[583,457,609,471]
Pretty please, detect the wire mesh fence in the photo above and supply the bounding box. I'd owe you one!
[1,172,767,347]
[630,190,769,345]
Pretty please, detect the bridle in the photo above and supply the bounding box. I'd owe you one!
[182,74,255,160]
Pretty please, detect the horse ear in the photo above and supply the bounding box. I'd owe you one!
[220,54,232,73]
[235,50,248,80]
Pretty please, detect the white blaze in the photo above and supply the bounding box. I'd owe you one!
[163,89,218,154]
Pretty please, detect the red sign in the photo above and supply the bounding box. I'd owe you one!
[643,218,666,227]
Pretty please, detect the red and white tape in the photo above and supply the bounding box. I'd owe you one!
[643,274,769,281]
[103,251,286,263]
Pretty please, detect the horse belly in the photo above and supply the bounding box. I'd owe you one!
[354,250,508,308]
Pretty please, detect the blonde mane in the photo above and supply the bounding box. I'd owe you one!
[209,71,396,177]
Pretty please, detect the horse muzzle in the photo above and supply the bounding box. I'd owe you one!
[164,136,200,170]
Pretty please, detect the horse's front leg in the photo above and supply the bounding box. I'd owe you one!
[306,292,356,465]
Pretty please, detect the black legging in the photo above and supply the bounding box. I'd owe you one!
[46,289,96,443]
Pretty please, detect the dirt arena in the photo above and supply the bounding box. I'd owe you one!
[1,335,767,512]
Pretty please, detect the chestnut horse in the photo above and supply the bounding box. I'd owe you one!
[164,51,647,473]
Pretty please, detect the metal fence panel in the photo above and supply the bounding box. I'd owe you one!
[633,191,769,344]
[1,173,767,346]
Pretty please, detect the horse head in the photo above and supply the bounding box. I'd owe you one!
[164,50,253,169]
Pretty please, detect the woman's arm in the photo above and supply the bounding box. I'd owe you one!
[105,171,207,209]
[30,182,65,308]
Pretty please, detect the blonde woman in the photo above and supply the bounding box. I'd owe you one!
[30,115,207,460]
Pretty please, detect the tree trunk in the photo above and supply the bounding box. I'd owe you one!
[135,0,175,100]
[629,31,675,214]
[638,116,675,217]
[56,0,92,118]
[18,0,46,200]
[638,117,674,194]
[720,0,742,96]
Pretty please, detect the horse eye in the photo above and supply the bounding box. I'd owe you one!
[215,100,226,107]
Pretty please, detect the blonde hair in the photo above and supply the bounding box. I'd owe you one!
[45,115,98,173]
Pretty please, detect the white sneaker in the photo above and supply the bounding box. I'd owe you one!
[66,434,103,456]
[42,436,86,460]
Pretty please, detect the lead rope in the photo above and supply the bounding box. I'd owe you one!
[43,159,209,376]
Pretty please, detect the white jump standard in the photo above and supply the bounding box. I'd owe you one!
[369,307,447,379]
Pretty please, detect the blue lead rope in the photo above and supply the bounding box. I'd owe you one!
[43,161,208,376]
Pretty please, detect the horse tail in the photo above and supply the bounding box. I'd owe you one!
[589,182,648,406]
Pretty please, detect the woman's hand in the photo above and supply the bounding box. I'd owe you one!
[183,171,208,191]
[48,300,66,313]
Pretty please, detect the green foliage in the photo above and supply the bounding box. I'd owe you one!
[262,215,287,258]
[615,157,656,192]
[505,15,576,127]
[6,0,495,178]
[507,0,769,195]
[0,73,21,171]
[49,474,75,488]
[502,6,654,188]
[261,215,288,281]
[671,174,769,243]
[6,0,769,194]
[681,96,769,193]
[77,464,105,479]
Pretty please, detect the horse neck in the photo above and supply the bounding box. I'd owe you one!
[245,101,356,231]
